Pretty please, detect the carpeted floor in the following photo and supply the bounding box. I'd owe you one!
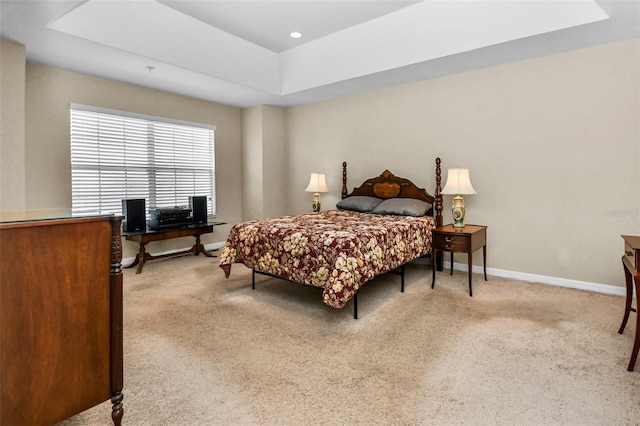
[60,255,639,425]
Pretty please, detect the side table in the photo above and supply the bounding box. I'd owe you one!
[431,224,487,296]
[619,234,640,371]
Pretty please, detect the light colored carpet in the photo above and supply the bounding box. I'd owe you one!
[60,255,640,426]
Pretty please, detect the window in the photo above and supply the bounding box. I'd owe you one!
[70,105,216,217]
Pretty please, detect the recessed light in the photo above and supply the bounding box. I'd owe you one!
[289,31,303,39]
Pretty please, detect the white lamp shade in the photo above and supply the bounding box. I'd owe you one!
[441,168,477,195]
[305,173,330,193]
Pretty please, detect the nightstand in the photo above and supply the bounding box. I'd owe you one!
[431,224,487,296]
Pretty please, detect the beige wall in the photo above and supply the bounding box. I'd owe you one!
[261,105,287,218]
[0,39,26,210]
[3,36,639,287]
[24,64,242,259]
[241,104,287,221]
[285,38,640,287]
[241,106,264,220]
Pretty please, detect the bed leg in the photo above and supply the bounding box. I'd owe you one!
[400,264,405,293]
[252,269,255,289]
[435,158,444,272]
[353,291,358,319]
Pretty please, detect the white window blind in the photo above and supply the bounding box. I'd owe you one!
[70,105,216,217]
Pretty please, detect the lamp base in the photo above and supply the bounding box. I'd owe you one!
[452,195,465,228]
[312,193,321,213]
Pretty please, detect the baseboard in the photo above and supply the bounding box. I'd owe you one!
[207,241,226,251]
[446,261,628,298]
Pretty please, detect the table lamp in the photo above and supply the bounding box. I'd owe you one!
[441,168,476,228]
[305,172,329,212]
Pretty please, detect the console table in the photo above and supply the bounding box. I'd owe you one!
[619,234,640,371]
[123,222,225,274]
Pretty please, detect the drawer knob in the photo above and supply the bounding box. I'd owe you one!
[445,237,453,242]
[445,244,454,250]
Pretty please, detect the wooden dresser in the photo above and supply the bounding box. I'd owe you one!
[0,215,124,425]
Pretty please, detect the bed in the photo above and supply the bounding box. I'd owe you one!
[219,158,444,318]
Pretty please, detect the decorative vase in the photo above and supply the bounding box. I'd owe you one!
[312,193,321,212]
[452,195,465,228]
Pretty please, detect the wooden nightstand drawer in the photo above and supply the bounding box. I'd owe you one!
[433,233,469,252]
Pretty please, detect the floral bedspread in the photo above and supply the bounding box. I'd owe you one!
[219,210,434,309]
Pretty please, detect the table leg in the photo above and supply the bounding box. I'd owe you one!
[191,234,217,258]
[124,254,140,269]
[193,235,204,255]
[468,251,473,297]
[626,274,640,371]
[483,245,487,281]
[431,248,436,288]
[136,243,146,274]
[450,252,454,275]
[123,243,146,274]
[619,262,635,334]
[629,305,640,371]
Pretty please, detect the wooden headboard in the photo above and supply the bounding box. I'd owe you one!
[341,157,443,227]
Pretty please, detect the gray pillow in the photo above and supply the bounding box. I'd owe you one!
[370,198,430,217]
[336,196,384,213]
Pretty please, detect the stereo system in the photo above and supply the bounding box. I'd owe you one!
[189,196,208,225]
[122,196,208,231]
[148,207,192,230]
[122,198,146,233]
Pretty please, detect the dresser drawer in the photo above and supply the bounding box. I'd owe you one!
[433,233,470,251]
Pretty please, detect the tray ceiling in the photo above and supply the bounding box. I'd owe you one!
[1,1,639,107]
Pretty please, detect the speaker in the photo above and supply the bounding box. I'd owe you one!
[122,199,146,232]
[189,196,208,225]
